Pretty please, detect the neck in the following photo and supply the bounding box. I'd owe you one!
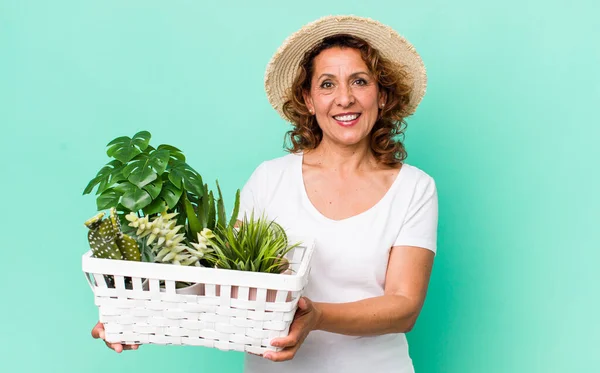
[306,137,376,173]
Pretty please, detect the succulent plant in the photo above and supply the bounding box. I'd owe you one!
[125,210,212,266]
[84,207,141,261]
[202,211,299,273]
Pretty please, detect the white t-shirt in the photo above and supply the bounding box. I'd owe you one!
[238,152,438,373]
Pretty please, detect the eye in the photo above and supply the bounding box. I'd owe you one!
[320,81,334,89]
[353,78,368,86]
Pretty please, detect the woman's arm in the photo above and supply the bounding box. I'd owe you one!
[265,245,435,361]
[316,245,435,335]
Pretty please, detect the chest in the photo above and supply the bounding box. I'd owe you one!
[302,170,397,221]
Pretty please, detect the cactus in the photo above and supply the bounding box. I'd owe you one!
[84,208,141,261]
[125,210,211,266]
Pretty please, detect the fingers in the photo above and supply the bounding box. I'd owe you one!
[267,323,304,360]
[269,297,313,350]
[105,341,139,353]
[270,338,294,349]
[264,346,298,362]
[91,321,104,339]
[295,297,315,318]
[104,340,140,353]
[271,330,299,349]
[106,341,124,353]
[271,320,302,348]
[93,321,139,352]
[298,297,310,310]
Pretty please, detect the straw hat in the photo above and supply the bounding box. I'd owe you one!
[264,15,427,121]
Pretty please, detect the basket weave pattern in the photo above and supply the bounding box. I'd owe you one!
[83,237,315,355]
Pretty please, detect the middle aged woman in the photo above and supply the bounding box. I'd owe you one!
[237,15,438,373]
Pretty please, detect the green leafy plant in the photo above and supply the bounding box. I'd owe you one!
[83,131,200,216]
[82,131,296,277]
[203,211,300,274]
[83,131,240,255]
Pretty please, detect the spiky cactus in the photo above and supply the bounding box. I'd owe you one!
[125,210,212,266]
[84,207,141,261]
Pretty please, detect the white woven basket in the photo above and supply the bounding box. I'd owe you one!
[82,235,315,355]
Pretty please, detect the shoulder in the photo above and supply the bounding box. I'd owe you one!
[401,163,436,191]
[251,152,300,178]
[241,153,299,192]
[239,153,300,210]
[262,152,300,169]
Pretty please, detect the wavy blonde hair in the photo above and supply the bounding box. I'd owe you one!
[282,34,414,165]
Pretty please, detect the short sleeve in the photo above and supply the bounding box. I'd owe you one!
[237,161,269,221]
[393,175,439,254]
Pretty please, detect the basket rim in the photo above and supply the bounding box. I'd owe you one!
[82,236,315,292]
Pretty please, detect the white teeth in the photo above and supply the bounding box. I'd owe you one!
[334,114,359,121]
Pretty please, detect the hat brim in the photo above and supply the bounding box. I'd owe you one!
[264,15,427,121]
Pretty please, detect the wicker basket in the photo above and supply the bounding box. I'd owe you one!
[82,235,315,355]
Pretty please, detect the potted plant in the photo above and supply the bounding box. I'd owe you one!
[202,211,300,301]
[81,131,315,354]
[82,130,239,262]
[82,130,240,292]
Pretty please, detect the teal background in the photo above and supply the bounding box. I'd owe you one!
[1,0,598,372]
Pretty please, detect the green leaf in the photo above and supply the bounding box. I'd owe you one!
[196,196,206,228]
[159,182,183,209]
[216,180,226,228]
[207,191,216,230]
[142,176,163,199]
[97,188,120,210]
[149,149,170,174]
[121,186,152,211]
[122,149,170,188]
[158,144,186,162]
[143,198,167,216]
[113,181,136,194]
[105,163,127,192]
[175,200,187,227]
[106,131,151,163]
[128,167,156,189]
[168,160,204,197]
[84,178,100,196]
[202,184,210,228]
[183,194,201,239]
[187,194,200,206]
[229,189,241,228]
[83,160,124,195]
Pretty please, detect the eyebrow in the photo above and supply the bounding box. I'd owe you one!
[317,71,371,81]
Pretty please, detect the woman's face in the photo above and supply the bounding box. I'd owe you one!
[304,46,385,148]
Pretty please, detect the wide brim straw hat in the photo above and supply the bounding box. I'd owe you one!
[264,15,427,121]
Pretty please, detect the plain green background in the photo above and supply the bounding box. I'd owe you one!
[1,0,598,372]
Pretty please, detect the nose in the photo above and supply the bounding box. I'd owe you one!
[335,84,355,108]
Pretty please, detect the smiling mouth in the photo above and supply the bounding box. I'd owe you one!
[332,113,361,123]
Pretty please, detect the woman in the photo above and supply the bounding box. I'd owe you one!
[237,15,437,373]
[92,15,437,373]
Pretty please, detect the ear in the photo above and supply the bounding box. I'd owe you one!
[303,90,314,114]
[378,90,388,108]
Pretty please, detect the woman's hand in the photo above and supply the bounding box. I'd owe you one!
[263,297,321,362]
[91,321,139,353]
